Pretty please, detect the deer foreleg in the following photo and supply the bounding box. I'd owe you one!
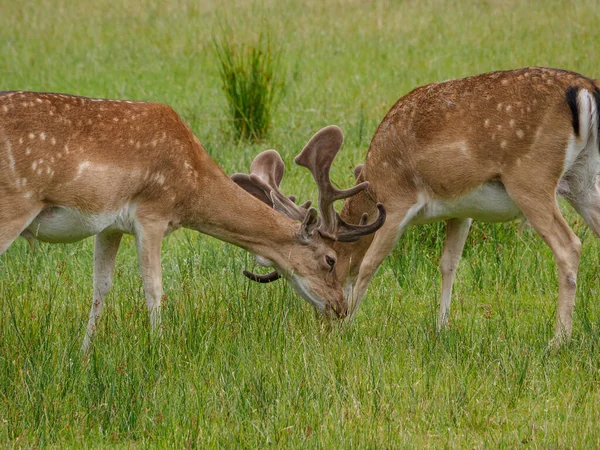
[82,231,123,354]
[438,218,472,330]
[135,220,167,332]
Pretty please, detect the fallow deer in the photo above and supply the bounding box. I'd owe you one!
[241,67,600,346]
[344,67,600,346]
[0,90,384,352]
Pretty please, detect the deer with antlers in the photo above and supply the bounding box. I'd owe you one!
[238,67,600,346]
[0,90,385,352]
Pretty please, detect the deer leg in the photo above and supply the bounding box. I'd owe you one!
[348,202,424,318]
[81,231,123,354]
[135,220,167,331]
[0,206,42,255]
[20,230,36,252]
[564,184,600,238]
[438,218,472,331]
[506,185,581,346]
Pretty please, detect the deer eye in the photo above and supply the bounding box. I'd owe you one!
[325,255,336,272]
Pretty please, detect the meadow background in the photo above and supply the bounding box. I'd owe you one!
[1,0,600,447]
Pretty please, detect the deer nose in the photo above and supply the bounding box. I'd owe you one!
[333,299,348,319]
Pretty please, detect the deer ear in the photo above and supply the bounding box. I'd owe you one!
[299,207,319,242]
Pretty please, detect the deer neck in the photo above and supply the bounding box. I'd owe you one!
[335,182,379,280]
[181,155,300,264]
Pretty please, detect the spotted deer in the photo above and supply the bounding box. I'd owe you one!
[0,91,384,352]
[239,67,600,346]
[334,67,600,346]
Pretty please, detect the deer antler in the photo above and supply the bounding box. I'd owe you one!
[233,150,312,221]
[353,164,364,180]
[242,269,281,283]
[294,126,386,242]
[232,150,318,283]
[233,128,386,283]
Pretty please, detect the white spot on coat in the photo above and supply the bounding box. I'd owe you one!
[77,161,90,177]
[5,141,15,174]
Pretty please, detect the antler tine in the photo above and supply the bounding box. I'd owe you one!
[335,203,387,242]
[295,125,370,234]
[243,270,281,283]
[354,164,364,180]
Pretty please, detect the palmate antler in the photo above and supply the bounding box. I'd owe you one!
[232,125,386,283]
[231,150,319,282]
[295,126,386,242]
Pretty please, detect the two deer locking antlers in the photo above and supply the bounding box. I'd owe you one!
[232,125,386,283]
[0,91,384,352]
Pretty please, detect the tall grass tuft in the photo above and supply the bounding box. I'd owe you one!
[213,30,284,142]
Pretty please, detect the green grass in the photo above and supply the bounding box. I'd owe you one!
[2,0,600,447]
[214,27,284,141]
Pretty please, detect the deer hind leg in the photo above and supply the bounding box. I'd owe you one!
[505,182,581,345]
[570,192,600,237]
[135,219,168,332]
[438,218,472,331]
[348,201,424,318]
[81,231,123,354]
[560,158,600,238]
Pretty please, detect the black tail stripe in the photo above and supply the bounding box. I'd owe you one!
[566,86,580,137]
[593,87,600,153]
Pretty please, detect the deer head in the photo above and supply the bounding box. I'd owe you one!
[232,125,386,303]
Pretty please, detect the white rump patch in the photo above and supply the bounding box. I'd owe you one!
[575,89,598,145]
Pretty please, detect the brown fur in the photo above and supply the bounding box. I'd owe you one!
[335,67,600,346]
[0,91,347,351]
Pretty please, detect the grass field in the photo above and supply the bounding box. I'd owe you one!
[2,0,600,447]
